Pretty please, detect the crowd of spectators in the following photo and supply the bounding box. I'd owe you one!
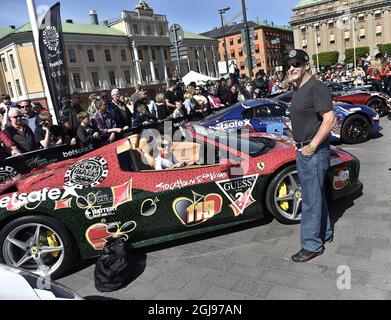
[1,53,390,160]
[315,52,391,94]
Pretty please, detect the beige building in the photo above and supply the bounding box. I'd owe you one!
[0,0,218,105]
[290,0,391,65]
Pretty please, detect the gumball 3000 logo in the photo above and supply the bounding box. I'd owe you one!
[64,157,108,189]
[42,26,59,51]
[0,166,20,183]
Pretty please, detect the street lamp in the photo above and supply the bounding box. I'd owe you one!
[218,6,230,75]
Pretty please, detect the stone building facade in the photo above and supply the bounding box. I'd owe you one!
[290,0,391,65]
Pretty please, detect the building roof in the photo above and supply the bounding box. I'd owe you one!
[201,21,291,39]
[0,21,125,40]
[201,21,258,39]
[0,27,15,40]
[294,0,327,9]
[184,31,215,41]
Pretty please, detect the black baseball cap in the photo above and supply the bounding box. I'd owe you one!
[287,49,310,65]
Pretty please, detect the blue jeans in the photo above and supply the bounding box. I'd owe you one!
[296,143,332,252]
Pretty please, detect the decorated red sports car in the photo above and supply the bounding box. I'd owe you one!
[274,86,391,117]
[0,127,361,278]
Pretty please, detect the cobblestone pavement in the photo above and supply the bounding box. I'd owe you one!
[58,117,391,300]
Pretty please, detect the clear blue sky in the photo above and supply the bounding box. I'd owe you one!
[0,0,299,33]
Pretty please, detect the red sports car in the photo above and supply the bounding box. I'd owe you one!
[274,86,391,117]
[0,127,361,278]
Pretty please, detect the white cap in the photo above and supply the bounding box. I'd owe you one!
[111,88,120,96]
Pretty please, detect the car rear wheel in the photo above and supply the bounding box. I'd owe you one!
[0,216,75,279]
[341,114,371,144]
[367,97,387,116]
[266,165,302,224]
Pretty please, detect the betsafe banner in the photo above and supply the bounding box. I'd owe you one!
[38,2,70,120]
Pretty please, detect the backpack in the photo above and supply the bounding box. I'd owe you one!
[94,237,134,292]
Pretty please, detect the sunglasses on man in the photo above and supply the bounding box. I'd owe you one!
[289,61,305,68]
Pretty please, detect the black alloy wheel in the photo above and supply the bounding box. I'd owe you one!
[367,97,387,117]
[340,114,371,144]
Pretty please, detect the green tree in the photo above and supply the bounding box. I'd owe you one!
[378,43,391,57]
[312,51,339,67]
[344,46,369,64]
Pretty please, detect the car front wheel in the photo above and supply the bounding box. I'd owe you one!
[266,165,302,224]
[340,114,371,144]
[0,216,76,279]
[367,97,387,116]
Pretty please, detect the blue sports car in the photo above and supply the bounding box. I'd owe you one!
[198,99,381,144]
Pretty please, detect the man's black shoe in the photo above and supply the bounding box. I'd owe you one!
[291,248,324,262]
[325,235,333,243]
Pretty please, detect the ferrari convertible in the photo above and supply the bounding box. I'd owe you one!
[0,128,361,278]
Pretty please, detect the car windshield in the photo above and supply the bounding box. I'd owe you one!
[214,135,275,157]
[273,91,293,102]
[201,103,241,122]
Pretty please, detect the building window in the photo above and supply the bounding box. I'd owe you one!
[9,54,16,69]
[105,49,112,62]
[358,14,365,22]
[124,70,131,84]
[15,79,22,96]
[254,33,258,40]
[138,49,143,61]
[344,31,350,40]
[230,49,235,58]
[376,25,382,36]
[300,27,306,34]
[68,49,76,63]
[360,27,366,39]
[328,20,334,28]
[1,57,7,72]
[72,73,82,89]
[316,36,321,46]
[229,38,234,46]
[314,23,320,31]
[133,24,139,34]
[146,25,152,35]
[239,49,243,57]
[302,39,307,49]
[240,62,245,70]
[152,48,156,60]
[329,33,335,44]
[87,49,95,62]
[7,82,13,98]
[375,10,381,19]
[91,72,100,88]
[121,49,127,62]
[255,44,260,53]
[159,26,164,36]
[164,49,168,60]
[109,71,116,86]
[238,37,241,44]
[195,50,199,59]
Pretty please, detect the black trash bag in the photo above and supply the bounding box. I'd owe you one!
[94,237,133,292]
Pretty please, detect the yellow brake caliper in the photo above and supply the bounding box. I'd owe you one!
[47,231,60,257]
[278,182,289,211]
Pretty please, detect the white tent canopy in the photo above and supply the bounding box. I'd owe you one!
[182,71,219,86]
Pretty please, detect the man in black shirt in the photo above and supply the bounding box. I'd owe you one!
[287,49,336,263]
[164,80,178,112]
